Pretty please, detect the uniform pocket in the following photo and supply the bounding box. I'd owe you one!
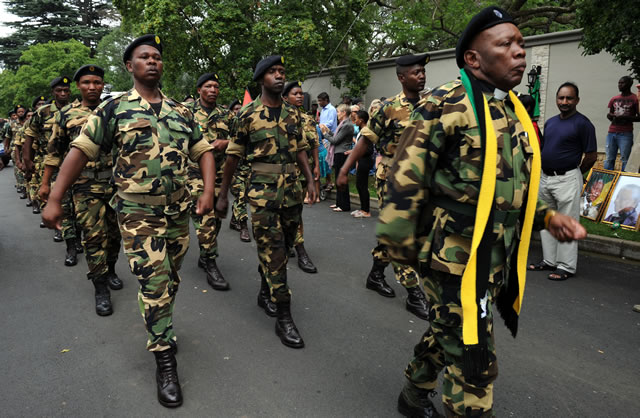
[119,118,153,150]
[248,130,278,157]
[166,118,192,155]
[455,132,483,182]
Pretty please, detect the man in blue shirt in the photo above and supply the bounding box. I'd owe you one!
[529,82,597,281]
[317,92,337,134]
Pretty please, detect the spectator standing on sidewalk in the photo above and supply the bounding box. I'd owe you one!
[604,76,640,171]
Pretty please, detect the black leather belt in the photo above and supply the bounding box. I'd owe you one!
[543,168,575,176]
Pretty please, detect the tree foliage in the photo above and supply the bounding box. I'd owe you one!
[578,0,640,79]
[0,0,118,69]
[0,40,91,115]
[94,25,134,92]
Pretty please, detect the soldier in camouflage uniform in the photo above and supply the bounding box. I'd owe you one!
[4,107,27,199]
[283,81,319,274]
[228,99,252,242]
[43,65,123,317]
[216,56,316,349]
[184,72,233,290]
[42,35,215,408]
[375,8,587,417]
[24,76,77,250]
[337,54,430,321]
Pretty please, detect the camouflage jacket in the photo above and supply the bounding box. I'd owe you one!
[184,99,233,177]
[47,100,114,182]
[301,111,319,165]
[226,95,308,208]
[6,119,25,152]
[24,102,60,159]
[71,88,212,196]
[360,91,414,159]
[376,80,548,277]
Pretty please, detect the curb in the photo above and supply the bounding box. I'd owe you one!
[325,191,640,262]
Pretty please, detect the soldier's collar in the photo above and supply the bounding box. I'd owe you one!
[467,73,508,100]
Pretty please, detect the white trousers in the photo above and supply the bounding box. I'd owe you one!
[538,168,582,273]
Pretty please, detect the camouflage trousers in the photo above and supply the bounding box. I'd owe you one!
[60,187,78,240]
[405,269,502,417]
[14,164,25,189]
[250,203,301,303]
[231,160,250,224]
[28,158,43,204]
[294,176,307,246]
[113,194,190,352]
[72,180,120,279]
[371,163,419,288]
[187,176,221,260]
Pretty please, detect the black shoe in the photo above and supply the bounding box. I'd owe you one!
[75,240,84,254]
[32,205,41,214]
[40,221,46,228]
[19,191,27,199]
[26,199,33,207]
[154,350,183,408]
[289,248,296,258]
[239,221,251,242]
[275,302,304,349]
[65,239,78,266]
[106,262,123,290]
[366,261,395,298]
[257,268,277,317]
[92,275,113,316]
[397,383,441,418]
[198,257,230,291]
[53,230,63,242]
[295,244,317,274]
[406,287,430,320]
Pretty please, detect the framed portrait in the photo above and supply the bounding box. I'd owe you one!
[580,168,619,221]
[601,172,640,230]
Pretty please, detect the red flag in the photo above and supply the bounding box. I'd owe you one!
[242,89,252,106]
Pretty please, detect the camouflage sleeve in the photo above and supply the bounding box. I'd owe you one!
[305,115,319,150]
[296,110,309,152]
[23,111,40,140]
[375,100,445,265]
[71,106,111,161]
[359,104,386,145]
[187,122,212,162]
[226,109,248,158]
[44,110,67,167]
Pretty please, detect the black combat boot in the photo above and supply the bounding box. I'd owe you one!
[198,256,229,291]
[53,229,63,242]
[19,189,27,199]
[295,244,317,273]
[239,220,251,242]
[257,267,277,317]
[74,231,84,253]
[366,260,395,298]
[397,382,442,418]
[39,220,46,228]
[26,197,33,207]
[275,301,304,349]
[65,238,78,266]
[405,286,430,320]
[153,350,183,408]
[106,261,123,290]
[92,275,113,316]
[229,214,241,231]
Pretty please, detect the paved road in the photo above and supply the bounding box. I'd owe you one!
[1,168,639,417]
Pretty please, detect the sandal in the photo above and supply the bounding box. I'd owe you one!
[548,269,574,281]
[329,204,337,209]
[333,207,344,212]
[528,261,556,271]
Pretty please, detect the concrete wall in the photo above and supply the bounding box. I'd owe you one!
[303,30,636,155]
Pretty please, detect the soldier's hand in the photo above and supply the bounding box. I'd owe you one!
[211,139,229,153]
[196,191,214,215]
[24,159,34,174]
[336,168,349,190]
[214,195,229,218]
[306,182,316,206]
[547,213,587,242]
[41,199,63,230]
[38,184,50,202]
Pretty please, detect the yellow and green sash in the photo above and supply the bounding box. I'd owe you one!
[459,69,541,377]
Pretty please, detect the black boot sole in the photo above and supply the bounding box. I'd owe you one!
[406,304,430,321]
[96,308,113,316]
[158,398,183,408]
[276,327,305,349]
[65,258,78,266]
[397,392,442,418]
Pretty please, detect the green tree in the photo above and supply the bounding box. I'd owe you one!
[578,0,640,79]
[94,26,134,92]
[0,40,91,114]
[0,0,118,69]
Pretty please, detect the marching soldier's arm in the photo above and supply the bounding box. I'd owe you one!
[40,114,68,201]
[22,115,39,174]
[188,120,215,215]
[217,110,247,217]
[376,105,444,266]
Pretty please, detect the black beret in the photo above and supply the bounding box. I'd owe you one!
[50,76,71,89]
[8,110,16,116]
[455,6,515,68]
[196,72,219,88]
[395,53,430,67]
[32,96,46,108]
[228,99,241,109]
[73,64,105,81]
[282,81,302,96]
[253,55,284,81]
[13,104,26,112]
[123,34,162,64]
